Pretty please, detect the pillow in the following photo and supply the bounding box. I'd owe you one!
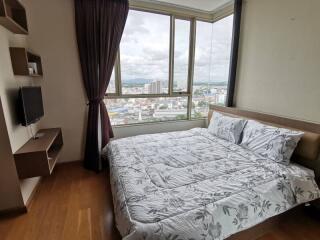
[240,120,304,165]
[208,112,247,144]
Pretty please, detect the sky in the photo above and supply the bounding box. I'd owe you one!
[119,10,234,84]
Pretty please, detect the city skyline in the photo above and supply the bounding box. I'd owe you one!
[106,83,227,125]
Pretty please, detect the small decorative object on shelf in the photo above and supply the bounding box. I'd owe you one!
[9,47,43,77]
[27,62,38,75]
[0,0,28,34]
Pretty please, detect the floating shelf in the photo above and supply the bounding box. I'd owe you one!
[14,128,63,179]
[9,47,43,77]
[0,0,28,34]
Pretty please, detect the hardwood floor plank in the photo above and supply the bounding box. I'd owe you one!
[0,162,319,240]
[61,170,82,240]
[77,208,93,240]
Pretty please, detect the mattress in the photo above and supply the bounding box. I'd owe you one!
[107,128,320,240]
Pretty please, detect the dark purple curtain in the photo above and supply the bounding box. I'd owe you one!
[75,0,129,171]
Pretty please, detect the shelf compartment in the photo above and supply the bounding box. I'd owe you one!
[14,128,63,179]
[9,47,43,77]
[0,0,28,34]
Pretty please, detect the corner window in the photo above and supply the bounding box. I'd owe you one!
[105,9,234,126]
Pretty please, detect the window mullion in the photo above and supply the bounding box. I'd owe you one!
[115,50,122,96]
[168,15,175,96]
[187,18,196,120]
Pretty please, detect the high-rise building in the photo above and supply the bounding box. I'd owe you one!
[144,84,151,94]
[144,80,163,94]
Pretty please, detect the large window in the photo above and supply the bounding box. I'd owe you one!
[106,9,234,125]
[192,15,234,118]
[120,10,170,95]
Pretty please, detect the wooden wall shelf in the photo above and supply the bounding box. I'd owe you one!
[0,0,28,34]
[14,128,63,179]
[9,47,43,77]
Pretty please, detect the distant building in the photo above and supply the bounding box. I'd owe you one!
[217,93,226,104]
[177,80,187,91]
[138,110,142,121]
[144,80,163,94]
[144,84,151,94]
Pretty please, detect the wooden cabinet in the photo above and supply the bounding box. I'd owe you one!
[0,0,28,34]
[14,128,63,179]
[9,47,43,77]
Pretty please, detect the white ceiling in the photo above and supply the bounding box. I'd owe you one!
[148,0,233,12]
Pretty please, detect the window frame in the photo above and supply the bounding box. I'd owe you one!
[105,7,233,125]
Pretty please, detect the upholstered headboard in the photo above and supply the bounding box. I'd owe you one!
[208,105,320,183]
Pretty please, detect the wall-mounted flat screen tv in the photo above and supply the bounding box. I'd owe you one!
[18,86,44,126]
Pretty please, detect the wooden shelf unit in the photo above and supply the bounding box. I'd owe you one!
[9,47,43,77]
[0,0,28,34]
[14,128,63,179]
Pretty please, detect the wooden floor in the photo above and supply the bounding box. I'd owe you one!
[0,163,121,240]
[0,162,319,240]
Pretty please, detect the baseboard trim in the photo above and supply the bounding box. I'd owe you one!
[56,159,82,165]
[0,206,27,217]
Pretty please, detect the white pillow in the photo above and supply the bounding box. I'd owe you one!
[208,112,247,144]
[240,120,303,165]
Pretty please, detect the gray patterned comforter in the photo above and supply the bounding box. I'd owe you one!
[107,128,320,240]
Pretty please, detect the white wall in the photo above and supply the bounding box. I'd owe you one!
[0,25,40,206]
[0,28,35,152]
[24,0,87,162]
[235,0,320,123]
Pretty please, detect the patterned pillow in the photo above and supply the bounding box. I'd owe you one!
[208,112,247,144]
[240,120,304,165]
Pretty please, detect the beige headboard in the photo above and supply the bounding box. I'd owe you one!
[208,105,320,183]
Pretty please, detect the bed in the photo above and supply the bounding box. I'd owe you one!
[107,105,320,240]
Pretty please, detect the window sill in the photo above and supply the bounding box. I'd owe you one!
[112,117,207,128]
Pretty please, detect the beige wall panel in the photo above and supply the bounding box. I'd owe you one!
[235,0,320,123]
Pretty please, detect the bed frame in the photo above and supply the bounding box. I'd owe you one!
[208,105,320,240]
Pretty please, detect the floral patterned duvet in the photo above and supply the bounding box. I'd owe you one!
[107,128,320,240]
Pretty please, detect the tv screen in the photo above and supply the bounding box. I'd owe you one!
[18,87,44,126]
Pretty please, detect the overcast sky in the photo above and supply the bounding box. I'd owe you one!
[120,10,233,84]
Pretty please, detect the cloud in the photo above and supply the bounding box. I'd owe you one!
[119,10,233,84]
[143,48,169,61]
